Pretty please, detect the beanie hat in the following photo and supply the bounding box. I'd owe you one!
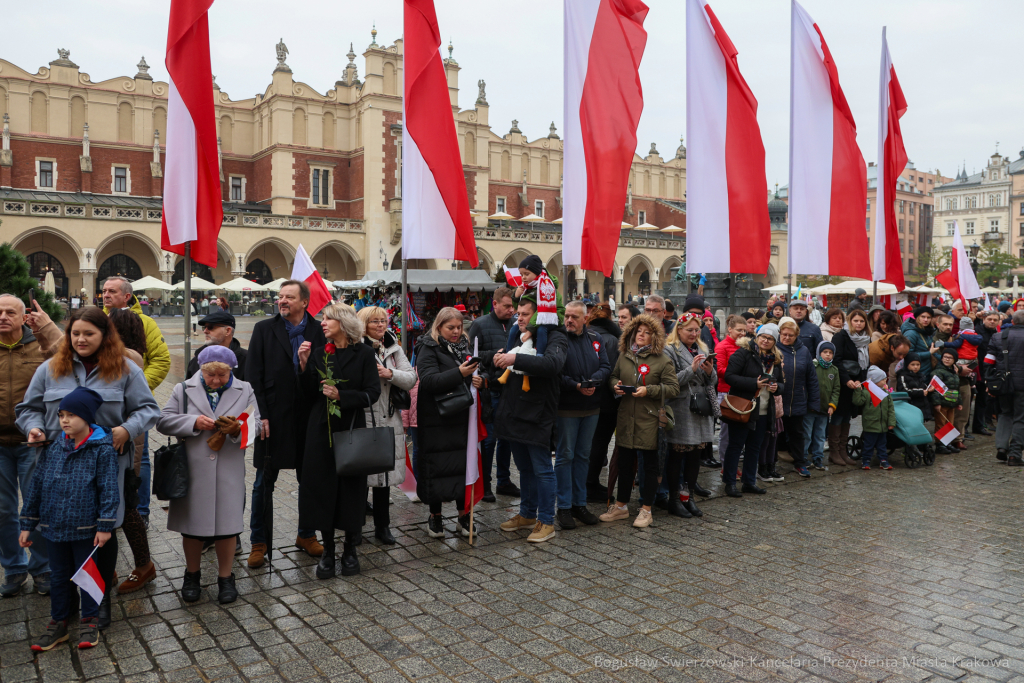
[816,340,836,357]
[854,288,867,296]
[58,387,104,426]
[959,316,975,332]
[999,301,1012,313]
[941,348,959,362]
[682,294,705,313]
[740,311,756,320]
[912,305,932,319]
[778,316,797,330]
[198,344,238,368]
[518,254,544,276]
[757,323,780,342]
[866,365,887,385]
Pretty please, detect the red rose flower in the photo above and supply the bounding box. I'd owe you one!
[325,343,337,354]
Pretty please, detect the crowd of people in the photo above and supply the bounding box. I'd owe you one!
[3,259,1022,652]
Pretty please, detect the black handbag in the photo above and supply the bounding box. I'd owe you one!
[434,381,474,418]
[840,359,864,381]
[153,382,190,501]
[333,394,396,477]
[389,386,412,412]
[689,387,713,417]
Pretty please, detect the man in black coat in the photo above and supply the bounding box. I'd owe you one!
[467,287,520,500]
[185,310,247,380]
[788,299,823,352]
[989,310,1024,465]
[493,300,568,544]
[586,311,621,500]
[975,311,1001,433]
[245,280,327,568]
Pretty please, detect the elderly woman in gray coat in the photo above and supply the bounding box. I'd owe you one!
[664,313,717,519]
[357,307,416,545]
[156,346,259,606]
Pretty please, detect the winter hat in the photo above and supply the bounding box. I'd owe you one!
[58,387,104,426]
[788,299,808,309]
[941,348,959,362]
[854,288,867,296]
[959,316,975,332]
[912,305,933,319]
[740,311,756,320]
[778,316,797,330]
[816,340,836,358]
[682,294,706,313]
[757,323,780,342]
[198,344,238,368]
[518,254,544,276]
[999,301,1012,313]
[866,365,887,385]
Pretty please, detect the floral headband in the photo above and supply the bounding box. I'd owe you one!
[678,312,701,325]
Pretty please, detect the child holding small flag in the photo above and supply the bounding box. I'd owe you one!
[507,255,564,356]
[931,349,964,453]
[896,359,934,417]
[19,387,118,651]
[851,366,896,470]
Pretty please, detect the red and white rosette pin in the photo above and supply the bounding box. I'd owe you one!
[637,363,650,385]
[592,340,601,355]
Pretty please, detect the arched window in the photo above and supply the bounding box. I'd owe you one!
[28,252,67,299]
[322,112,335,149]
[70,97,86,138]
[172,260,214,286]
[383,62,397,95]
[117,102,133,142]
[97,255,142,292]
[996,195,1002,207]
[245,259,273,285]
[464,131,476,164]
[292,109,307,146]
[540,155,549,185]
[501,150,510,181]
[219,115,232,152]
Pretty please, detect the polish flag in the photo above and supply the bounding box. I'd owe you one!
[928,375,947,396]
[878,294,895,310]
[402,0,478,268]
[71,547,105,606]
[934,221,982,313]
[465,339,485,511]
[563,0,648,276]
[984,353,997,366]
[896,300,912,316]
[788,1,869,279]
[984,292,992,311]
[865,380,888,407]
[161,0,223,269]
[502,264,523,289]
[398,443,419,501]
[871,28,908,291]
[237,405,257,450]
[935,421,959,446]
[686,0,769,275]
[914,293,930,306]
[291,244,333,316]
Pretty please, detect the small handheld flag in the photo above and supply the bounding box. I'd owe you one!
[502,265,523,289]
[71,547,105,606]
[927,376,947,396]
[238,405,257,449]
[865,380,888,407]
[935,421,960,446]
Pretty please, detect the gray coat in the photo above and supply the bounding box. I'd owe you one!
[362,336,416,488]
[664,342,717,445]
[15,356,160,527]
[156,376,260,537]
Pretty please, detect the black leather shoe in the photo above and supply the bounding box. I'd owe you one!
[1008,455,1024,467]
[997,449,1008,461]
[315,538,335,580]
[571,505,600,525]
[482,489,496,503]
[180,570,202,603]
[217,574,238,604]
[742,483,767,495]
[341,541,360,576]
[691,483,712,497]
[724,484,743,498]
[495,483,521,497]
[701,458,721,468]
[653,497,669,511]
[374,527,396,545]
[666,500,692,518]
[683,499,703,517]
[556,508,576,530]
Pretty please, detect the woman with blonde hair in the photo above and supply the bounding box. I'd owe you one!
[415,307,484,539]
[295,303,380,579]
[356,306,416,545]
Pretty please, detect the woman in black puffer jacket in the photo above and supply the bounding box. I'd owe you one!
[584,303,621,501]
[415,307,483,540]
[828,308,870,465]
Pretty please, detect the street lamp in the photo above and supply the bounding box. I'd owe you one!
[968,240,981,275]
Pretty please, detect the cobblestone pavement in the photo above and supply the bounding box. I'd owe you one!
[1,317,1022,682]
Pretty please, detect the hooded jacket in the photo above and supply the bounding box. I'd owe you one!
[104,294,170,390]
[779,338,819,417]
[930,363,963,407]
[714,334,742,393]
[723,338,785,429]
[610,315,679,450]
[812,355,841,415]
[852,388,896,433]
[0,322,63,445]
[20,426,119,542]
[896,367,930,416]
[900,317,935,377]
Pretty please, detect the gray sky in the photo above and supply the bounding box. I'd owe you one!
[11,0,1023,189]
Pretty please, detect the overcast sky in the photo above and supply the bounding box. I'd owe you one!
[10,0,1023,189]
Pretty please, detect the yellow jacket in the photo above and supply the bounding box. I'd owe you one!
[105,296,170,391]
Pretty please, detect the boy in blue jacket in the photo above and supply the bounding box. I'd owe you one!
[19,387,118,652]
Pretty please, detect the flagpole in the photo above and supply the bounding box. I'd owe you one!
[872,280,877,306]
[184,242,192,364]
[401,258,409,357]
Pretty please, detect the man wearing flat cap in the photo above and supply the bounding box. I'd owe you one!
[186,310,247,381]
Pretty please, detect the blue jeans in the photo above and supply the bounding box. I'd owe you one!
[47,538,98,620]
[506,324,550,355]
[249,468,314,544]
[408,427,419,479]
[509,441,556,525]
[861,431,888,465]
[803,413,829,463]
[0,445,48,577]
[137,432,151,517]
[555,414,599,509]
[481,393,512,488]
[723,415,768,487]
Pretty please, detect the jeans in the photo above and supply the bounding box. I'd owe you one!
[506,324,549,356]
[137,432,151,517]
[47,539,99,620]
[249,468,314,544]
[555,414,599,509]
[723,415,768,487]
[803,413,829,464]
[509,441,556,525]
[0,445,48,577]
[480,394,512,489]
[780,414,809,468]
[861,431,888,464]
[408,427,419,479]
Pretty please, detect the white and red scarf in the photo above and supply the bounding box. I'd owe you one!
[527,270,559,325]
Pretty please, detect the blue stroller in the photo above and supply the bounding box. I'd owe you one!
[847,392,935,468]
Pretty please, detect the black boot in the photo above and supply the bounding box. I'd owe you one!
[373,487,395,544]
[683,499,703,517]
[666,497,692,518]
[180,570,202,603]
[217,574,238,604]
[315,535,336,580]
[724,484,743,498]
[341,534,360,576]
[691,482,711,497]
[97,584,112,627]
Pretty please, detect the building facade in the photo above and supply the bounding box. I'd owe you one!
[930,151,1012,267]
[0,36,686,301]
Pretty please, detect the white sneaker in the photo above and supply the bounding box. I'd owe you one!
[632,509,653,528]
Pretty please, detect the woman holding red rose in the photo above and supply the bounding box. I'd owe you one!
[296,303,380,579]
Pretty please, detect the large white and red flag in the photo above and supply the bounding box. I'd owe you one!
[402,0,477,267]
[934,221,982,313]
[788,1,869,279]
[291,244,333,316]
[563,0,649,277]
[161,0,222,269]
[872,27,908,291]
[685,0,769,275]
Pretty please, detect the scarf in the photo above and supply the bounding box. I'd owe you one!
[201,375,232,410]
[820,322,842,340]
[759,351,776,372]
[283,316,307,368]
[630,343,652,357]
[441,337,470,363]
[818,356,833,369]
[528,270,559,325]
[848,329,870,369]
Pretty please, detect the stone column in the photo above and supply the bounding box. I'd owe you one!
[576,277,585,299]
[615,278,624,303]
[80,271,96,299]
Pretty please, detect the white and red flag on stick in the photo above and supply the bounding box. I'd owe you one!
[465,339,486,510]
[871,28,908,291]
[402,0,478,267]
[935,421,960,446]
[502,265,523,289]
[685,0,769,275]
[788,0,869,279]
[563,0,648,276]
[865,380,888,407]
[161,0,223,268]
[71,547,105,606]
[291,244,333,316]
[934,221,982,313]
[928,375,948,396]
[237,405,257,450]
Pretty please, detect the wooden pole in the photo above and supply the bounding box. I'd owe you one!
[184,242,192,363]
[401,258,409,357]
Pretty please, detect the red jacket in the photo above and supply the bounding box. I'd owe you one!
[715,335,741,393]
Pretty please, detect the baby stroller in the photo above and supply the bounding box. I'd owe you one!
[847,392,935,468]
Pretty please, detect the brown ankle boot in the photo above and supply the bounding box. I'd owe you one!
[839,423,858,465]
[827,425,845,466]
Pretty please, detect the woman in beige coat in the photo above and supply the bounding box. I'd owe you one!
[357,306,416,545]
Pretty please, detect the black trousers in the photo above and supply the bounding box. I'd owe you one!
[780,415,809,468]
[616,448,658,506]
[586,410,618,487]
[665,445,702,496]
[371,486,390,529]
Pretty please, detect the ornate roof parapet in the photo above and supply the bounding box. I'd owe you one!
[509,119,522,135]
[49,48,78,68]
[548,122,559,140]
[274,38,291,73]
[135,57,152,80]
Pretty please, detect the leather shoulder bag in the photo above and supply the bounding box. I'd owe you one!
[153,382,191,500]
[333,393,396,477]
[435,380,474,417]
[719,394,755,423]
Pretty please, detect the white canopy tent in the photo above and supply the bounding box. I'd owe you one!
[130,275,175,291]
[217,277,267,292]
[171,276,218,291]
